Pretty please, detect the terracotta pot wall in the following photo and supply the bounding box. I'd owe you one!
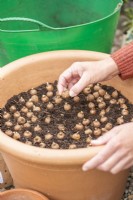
[0,50,132,200]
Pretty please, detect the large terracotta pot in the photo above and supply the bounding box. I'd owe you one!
[0,50,132,200]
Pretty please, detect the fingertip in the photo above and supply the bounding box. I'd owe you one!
[110,169,117,175]
[58,91,62,95]
[91,133,112,145]
[82,165,88,172]
[90,140,97,144]
[90,139,103,146]
[57,84,63,95]
[57,88,61,95]
[69,90,77,97]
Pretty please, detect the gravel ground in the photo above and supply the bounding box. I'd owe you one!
[121,168,133,200]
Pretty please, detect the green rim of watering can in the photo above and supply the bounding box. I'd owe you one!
[0,0,123,33]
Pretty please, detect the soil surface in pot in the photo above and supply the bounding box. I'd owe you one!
[0,81,133,149]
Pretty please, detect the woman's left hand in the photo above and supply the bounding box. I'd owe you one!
[82,123,133,174]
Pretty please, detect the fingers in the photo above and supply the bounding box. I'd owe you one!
[123,161,133,171]
[68,78,80,90]
[69,73,89,97]
[97,149,128,173]
[91,126,120,146]
[82,140,117,171]
[91,133,113,146]
[57,67,74,94]
[82,124,133,173]
[58,62,90,96]
[110,155,133,174]
[58,72,89,97]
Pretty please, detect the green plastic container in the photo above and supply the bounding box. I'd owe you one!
[0,0,123,67]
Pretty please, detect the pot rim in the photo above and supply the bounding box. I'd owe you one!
[0,50,109,165]
[0,50,108,78]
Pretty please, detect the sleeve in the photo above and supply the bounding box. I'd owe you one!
[111,41,133,80]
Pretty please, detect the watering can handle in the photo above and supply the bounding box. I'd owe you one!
[0,17,59,32]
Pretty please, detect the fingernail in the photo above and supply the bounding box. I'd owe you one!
[82,166,88,172]
[91,140,98,144]
[69,90,76,97]
[58,91,62,95]
[57,88,63,95]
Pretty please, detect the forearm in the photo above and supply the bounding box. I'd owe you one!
[111,41,133,80]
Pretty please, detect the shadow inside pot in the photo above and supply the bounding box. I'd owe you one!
[0,188,49,200]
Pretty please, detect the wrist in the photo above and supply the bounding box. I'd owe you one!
[101,57,120,80]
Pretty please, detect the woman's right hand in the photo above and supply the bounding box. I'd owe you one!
[58,57,119,97]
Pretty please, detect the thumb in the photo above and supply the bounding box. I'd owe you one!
[69,74,89,97]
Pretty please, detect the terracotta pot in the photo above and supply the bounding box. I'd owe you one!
[0,188,49,200]
[0,50,132,200]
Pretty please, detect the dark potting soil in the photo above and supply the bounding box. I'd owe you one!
[0,81,133,149]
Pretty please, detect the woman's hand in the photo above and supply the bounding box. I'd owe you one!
[58,57,119,97]
[82,123,133,174]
